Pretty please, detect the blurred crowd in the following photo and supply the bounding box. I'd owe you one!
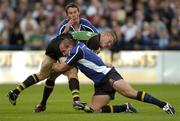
[0,0,180,51]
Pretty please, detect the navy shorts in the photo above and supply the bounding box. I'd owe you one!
[94,68,123,100]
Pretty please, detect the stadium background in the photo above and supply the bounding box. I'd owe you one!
[0,0,180,121]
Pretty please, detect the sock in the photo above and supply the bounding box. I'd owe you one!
[13,74,39,95]
[137,91,166,108]
[40,79,55,106]
[102,104,127,113]
[68,78,80,101]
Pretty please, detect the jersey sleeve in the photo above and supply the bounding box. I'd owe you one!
[65,46,83,66]
[56,19,68,35]
[81,18,98,33]
[86,34,100,50]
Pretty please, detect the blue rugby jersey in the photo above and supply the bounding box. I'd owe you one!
[56,18,98,35]
[65,42,112,85]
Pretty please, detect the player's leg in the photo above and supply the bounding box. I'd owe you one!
[89,80,137,113]
[113,79,175,114]
[90,95,110,112]
[59,57,82,109]
[66,68,80,101]
[7,55,56,106]
[34,72,60,112]
[89,95,136,113]
[66,67,84,110]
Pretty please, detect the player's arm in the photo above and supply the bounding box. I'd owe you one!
[62,19,74,34]
[81,18,98,33]
[52,45,83,73]
[56,19,72,35]
[52,62,70,73]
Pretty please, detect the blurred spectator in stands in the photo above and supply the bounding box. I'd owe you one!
[97,16,111,32]
[0,21,10,49]
[0,0,12,19]
[24,28,44,50]
[75,0,87,15]
[158,28,169,50]
[142,21,150,38]
[120,17,138,50]
[44,25,56,46]
[7,10,17,28]
[169,27,180,50]
[86,0,102,25]
[144,0,158,22]
[9,23,25,50]
[159,1,175,31]
[171,17,180,30]
[152,12,166,36]
[124,0,134,17]
[56,0,67,7]
[20,10,39,37]
[0,11,5,33]
[142,22,159,50]
[32,2,46,24]
[15,0,29,21]
[42,0,54,12]
[134,9,144,28]
[132,29,143,50]
[0,0,180,50]
[53,5,64,20]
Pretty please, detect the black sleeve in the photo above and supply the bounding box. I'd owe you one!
[86,34,100,50]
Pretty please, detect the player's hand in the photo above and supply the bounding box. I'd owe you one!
[62,19,74,33]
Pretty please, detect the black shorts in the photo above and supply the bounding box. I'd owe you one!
[94,68,123,100]
[45,36,63,60]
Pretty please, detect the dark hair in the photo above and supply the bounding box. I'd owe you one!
[61,33,76,46]
[65,2,79,14]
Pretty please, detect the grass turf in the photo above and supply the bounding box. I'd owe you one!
[0,84,180,121]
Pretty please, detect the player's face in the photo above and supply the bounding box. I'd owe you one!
[59,43,73,56]
[67,7,80,23]
[100,34,115,49]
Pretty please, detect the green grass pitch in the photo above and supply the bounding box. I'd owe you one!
[0,84,180,121]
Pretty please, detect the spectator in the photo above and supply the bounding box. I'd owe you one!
[0,0,180,50]
[158,28,169,49]
[120,17,138,50]
[142,22,159,50]
[9,23,25,50]
[169,27,180,49]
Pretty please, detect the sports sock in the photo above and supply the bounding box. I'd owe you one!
[68,78,80,101]
[137,91,166,108]
[13,74,40,95]
[40,79,55,106]
[101,104,127,113]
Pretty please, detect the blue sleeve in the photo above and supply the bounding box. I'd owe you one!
[65,46,83,66]
[81,18,98,33]
[56,19,69,35]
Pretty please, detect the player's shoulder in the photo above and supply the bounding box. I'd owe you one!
[61,19,69,25]
[80,18,92,24]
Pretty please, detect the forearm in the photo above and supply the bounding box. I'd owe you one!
[62,25,71,34]
[52,63,70,73]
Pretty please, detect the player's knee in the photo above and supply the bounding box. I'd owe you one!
[122,89,137,98]
[36,73,48,80]
[45,79,55,86]
[90,106,101,113]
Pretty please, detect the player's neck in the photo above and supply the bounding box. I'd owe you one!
[72,22,80,31]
